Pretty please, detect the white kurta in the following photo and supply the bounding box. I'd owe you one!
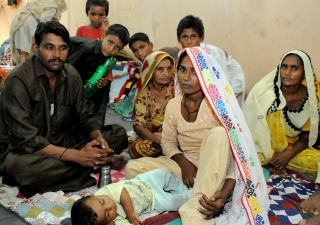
[200,43,246,107]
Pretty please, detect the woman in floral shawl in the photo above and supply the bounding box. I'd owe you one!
[130,51,175,159]
[126,47,269,224]
[243,50,320,176]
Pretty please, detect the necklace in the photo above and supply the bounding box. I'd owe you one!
[184,95,204,122]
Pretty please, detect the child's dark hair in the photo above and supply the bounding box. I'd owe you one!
[129,32,150,49]
[159,47,180,61]
[106,24,130,46]
[34,21,70,46]
[86,0,109,16]
[71,196,98,225]
[177,15,204,38]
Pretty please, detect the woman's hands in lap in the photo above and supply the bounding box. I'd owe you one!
[179,158,197,188]
[198,192,224,219]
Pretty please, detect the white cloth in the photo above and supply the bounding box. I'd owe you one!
[10,0,67,65]
[135,168,192,211]
[200,42,246,107]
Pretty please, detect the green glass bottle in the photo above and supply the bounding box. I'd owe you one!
[84,57,117,99]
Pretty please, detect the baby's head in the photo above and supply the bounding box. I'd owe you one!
[71,195,117,225]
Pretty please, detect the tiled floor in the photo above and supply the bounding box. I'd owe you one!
[0,108,132,224]
[104,107,133,132]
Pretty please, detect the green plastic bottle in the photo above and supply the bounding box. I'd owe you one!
[84,57,117,99]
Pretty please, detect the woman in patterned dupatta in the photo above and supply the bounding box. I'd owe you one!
[130,51,175,159]
[243,50,320,176]
[126,47,269,224]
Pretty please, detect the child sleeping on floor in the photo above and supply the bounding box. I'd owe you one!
[71,168,191,225]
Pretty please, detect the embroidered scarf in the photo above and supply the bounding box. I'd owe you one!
[175,47,269,225]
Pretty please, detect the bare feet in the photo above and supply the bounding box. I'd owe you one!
[301,189,320,215]
[265,164,288,176]
[109,154,128,170]
[299,215,320,225]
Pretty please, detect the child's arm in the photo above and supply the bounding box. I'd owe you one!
[101,16,109,32]
[120,187,142,225]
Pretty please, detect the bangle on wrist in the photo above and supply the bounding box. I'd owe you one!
[59,148,68,160]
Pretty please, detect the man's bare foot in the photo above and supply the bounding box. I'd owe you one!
[265,164,288,176]
[299,215,320,225]
[110,154,128,170]
[301,189,320,215]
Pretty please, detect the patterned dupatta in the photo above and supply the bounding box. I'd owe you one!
[135,51,174,100]
[175,47,269,225]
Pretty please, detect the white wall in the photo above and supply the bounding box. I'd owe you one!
[65,0,320,93]
[2,0,320,93]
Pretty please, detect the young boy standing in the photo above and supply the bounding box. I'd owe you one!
[76,0,109,40]
[177,15,246,107]
[129,32,154,62]
[66,24,131,122]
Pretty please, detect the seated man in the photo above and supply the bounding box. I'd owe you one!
[0,21,128,198]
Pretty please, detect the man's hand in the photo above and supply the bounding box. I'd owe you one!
[198,192,224,219]
[94,135,110,151]
[96,78,108,89]
[78,140,112,170]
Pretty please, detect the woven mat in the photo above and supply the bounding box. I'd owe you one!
[267,169,315,225]
[0,169,126,225]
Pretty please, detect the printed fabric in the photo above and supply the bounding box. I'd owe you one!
[243,50,320,174]
[130,51,174,158]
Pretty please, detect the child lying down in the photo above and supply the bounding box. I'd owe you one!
[71,168,191,225]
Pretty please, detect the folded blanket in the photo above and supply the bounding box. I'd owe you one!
[0,170,126,225]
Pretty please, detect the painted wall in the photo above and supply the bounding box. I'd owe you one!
[1,0,320,94]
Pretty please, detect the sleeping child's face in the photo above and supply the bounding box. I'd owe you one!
[86,195,118,225]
